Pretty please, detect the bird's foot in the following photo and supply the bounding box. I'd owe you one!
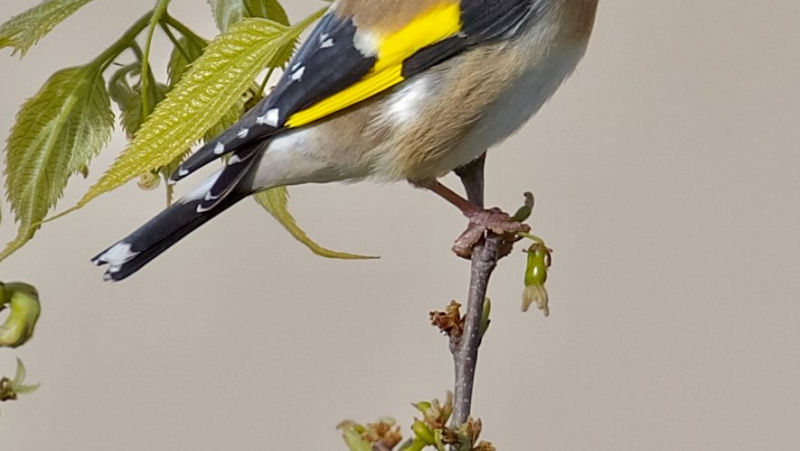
[452,207,530,259]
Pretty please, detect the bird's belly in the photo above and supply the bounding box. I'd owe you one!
[406,43,587,181]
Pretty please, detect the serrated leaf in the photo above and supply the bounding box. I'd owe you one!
[209,0,290,32]
[204,93,248,142]
[0,0,94,56]
[245,0,290,26]
[108,65,142,139]
[254,188,377,260]
[75,11,324,210]
[165,36,244,143]
[1,64,114,261]
[167,36,207,88]
[108,65,168,140]
[208,0,246,32]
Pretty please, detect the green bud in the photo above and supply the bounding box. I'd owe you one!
[524,243,551,287]
[479,298,491,338]
[412,420,436,445]
[137,171,160,191]
[511,192,535,222]
[399,438,428,451]
[414,401,432,415]
[0,282,41,348]
[341,428,372,451]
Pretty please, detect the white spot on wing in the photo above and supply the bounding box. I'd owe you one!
[213,142,225,154]
[237,128,249,139]
[180,169,222,203]
[352,31,379,57]
[256,108,280,127]
[178,167,189,177]
[291,66,306,81]
[320,38,334,49]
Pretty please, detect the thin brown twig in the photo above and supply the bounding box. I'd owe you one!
[450,233,503,426]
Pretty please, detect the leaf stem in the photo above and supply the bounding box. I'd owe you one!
[258,67,276,97]
[92,12,154,72]
[518,232,545,244]
[159,21,190,62]
[162,14,204,45]
[140,0,171,120]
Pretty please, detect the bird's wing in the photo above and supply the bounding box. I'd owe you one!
[171,0,548,184]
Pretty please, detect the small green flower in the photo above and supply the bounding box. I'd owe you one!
[1,358,40,402]
[521,242,552,316]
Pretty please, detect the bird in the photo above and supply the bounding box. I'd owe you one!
[93,0,599,281]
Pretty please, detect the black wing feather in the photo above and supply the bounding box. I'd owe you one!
[172,0,548,183]
[170,13,376,183]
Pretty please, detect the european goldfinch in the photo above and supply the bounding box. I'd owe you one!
[93,0,599,280]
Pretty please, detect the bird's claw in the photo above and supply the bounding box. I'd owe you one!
[452,208,530,259]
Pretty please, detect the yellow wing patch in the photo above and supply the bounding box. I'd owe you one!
[285,2,461,128]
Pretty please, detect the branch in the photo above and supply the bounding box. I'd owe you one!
[450,233,502,426]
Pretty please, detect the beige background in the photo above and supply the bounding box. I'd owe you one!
[1,0,799,449]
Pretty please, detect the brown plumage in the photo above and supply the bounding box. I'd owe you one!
[253,0,600,183]
[335,0,452,32]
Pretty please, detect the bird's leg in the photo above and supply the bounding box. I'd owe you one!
[421,155,530,259]
[454,153,486,208]
[425,180,482,215]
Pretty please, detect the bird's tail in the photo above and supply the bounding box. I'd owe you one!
[92,170,249,281]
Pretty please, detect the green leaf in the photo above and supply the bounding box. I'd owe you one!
[138,0,170,120]
[207,0,246,32]
[1,64,114,261]
[0,0,94,56]
[75,10,324,210]
[245,0,290,25]
[253,188,377,260]
[108,65,169,140]
[209,0,290,32]
[108,65,142,139]
[167,36,207,88]
[204,92,248,142]
[164,35,245,143]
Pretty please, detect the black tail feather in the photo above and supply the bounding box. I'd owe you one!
[92,190,248,281]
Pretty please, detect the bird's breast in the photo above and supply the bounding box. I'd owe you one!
[372,34,589,182]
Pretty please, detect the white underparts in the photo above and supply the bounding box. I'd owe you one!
[381,76,430,127]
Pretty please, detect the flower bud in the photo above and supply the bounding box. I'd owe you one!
[0,282,41,348]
